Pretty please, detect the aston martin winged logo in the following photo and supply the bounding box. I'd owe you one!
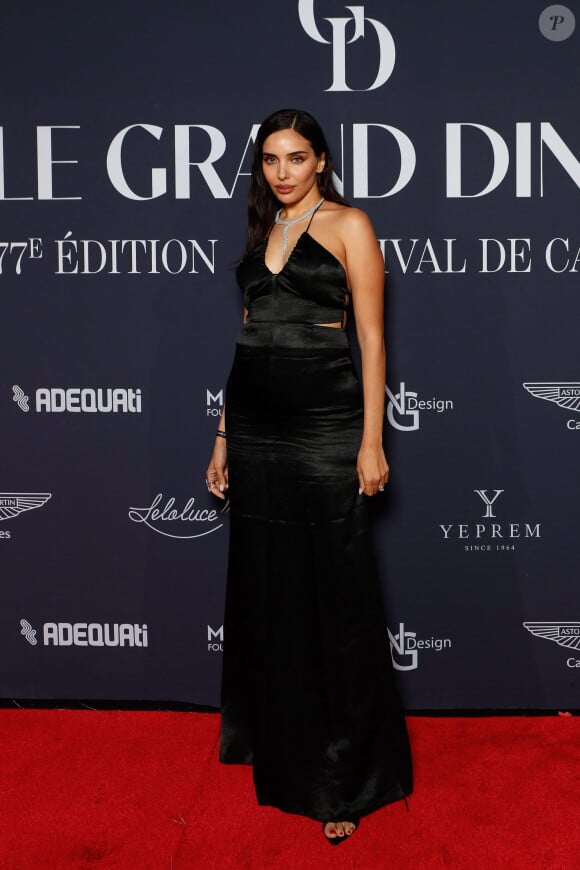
[523,622,580,651]
[523,382,580,412]
[0,493,52,521]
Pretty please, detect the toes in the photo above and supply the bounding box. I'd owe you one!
[324,820,357,841]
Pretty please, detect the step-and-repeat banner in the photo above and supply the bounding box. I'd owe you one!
[1,1,578,709]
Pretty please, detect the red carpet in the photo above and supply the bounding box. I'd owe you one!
[0,710,577,869]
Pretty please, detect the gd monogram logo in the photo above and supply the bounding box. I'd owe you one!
[298,0,395,91]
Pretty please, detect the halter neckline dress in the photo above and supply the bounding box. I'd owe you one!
[220,204,412,822]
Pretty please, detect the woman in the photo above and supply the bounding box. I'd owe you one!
[205,108,412,845]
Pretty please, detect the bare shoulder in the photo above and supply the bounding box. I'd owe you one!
[314,204,378,272]
[320,204,375,237]
[340,209,379,262]
[340,207,375,234]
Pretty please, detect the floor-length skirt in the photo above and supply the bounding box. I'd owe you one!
[220,321,412,821]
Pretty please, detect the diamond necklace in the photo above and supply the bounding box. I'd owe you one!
[274,197,324,258]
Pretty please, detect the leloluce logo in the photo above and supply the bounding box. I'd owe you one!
[19,619,148,647]
[12,384,142,413]
[386,382,453,432]
[388,622,452,672]
[128,493,229,539]
[439,489,542,552]
[523,621,580,669]
[523,382,580,431]
[298,0,395,91]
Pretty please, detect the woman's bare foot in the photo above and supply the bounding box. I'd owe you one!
[323,820,357,842]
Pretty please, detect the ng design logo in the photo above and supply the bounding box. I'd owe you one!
[386,382,453,431]
[388,622,452,671]
[298,0,395,91]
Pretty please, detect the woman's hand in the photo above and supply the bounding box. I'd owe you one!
[357,442,389,496]
[206,437,228,500]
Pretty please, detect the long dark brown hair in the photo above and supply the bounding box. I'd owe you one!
[244,108,349,254]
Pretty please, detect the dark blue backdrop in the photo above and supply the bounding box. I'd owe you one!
[1,1,579,709]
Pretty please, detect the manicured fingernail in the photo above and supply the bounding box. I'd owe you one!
[358,487,363,495]
[219,484,224,492]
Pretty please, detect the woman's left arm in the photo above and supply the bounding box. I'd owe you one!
[342,209,389,497]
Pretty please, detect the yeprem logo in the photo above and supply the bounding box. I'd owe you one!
[523,382,580,430]
[523,622,580,651]
[20,619,37,646]
[12,385,29,412]
[474,489,503,519]
[0,493,51,521]
[128,493,229,540]
[440,489,541,551]
[386,382,453,432]
[388,622,452,672]
[298,0,395,92]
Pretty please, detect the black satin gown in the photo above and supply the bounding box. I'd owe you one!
[220,214,413,822]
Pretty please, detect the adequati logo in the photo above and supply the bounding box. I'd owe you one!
[206,388,224,418]
[20,619,148,647]
[12,385,29,411]
[523,382,580,431]
[386,382,453,431]
[20,619,37,645]
[128,493,229,539]
[523,621,580,669]
[440,489,542,551]
[207,624,223,652]
[388,622,452,671]
[12,384,142,413]
[298,0,395,91]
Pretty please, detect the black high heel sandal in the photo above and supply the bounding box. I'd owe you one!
[322,818,359,846]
